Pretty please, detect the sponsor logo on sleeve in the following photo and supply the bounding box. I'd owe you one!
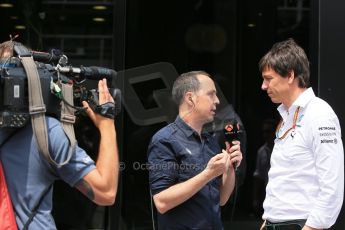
[318,126,338,144]
[318,126,336,131]
[320,139,337,144]
[319,132,336,137]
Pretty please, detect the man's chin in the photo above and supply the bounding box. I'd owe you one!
[207,116,215,123]
[270,98,281,104]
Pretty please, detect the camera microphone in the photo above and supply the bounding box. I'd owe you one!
[79,66,117,81]
[55,65,117,82]
[31,49,63,63]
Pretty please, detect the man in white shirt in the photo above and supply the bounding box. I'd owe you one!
[258,38,344,230]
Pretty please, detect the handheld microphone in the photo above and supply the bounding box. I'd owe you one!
[223,119,242,170]
[223,119,241,144]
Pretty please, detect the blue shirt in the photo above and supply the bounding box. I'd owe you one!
[148,116,222,230]
[0,117,96,229]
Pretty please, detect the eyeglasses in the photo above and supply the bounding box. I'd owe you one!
[275,106,300,140]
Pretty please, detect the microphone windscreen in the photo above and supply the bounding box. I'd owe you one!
[223,119,240,143]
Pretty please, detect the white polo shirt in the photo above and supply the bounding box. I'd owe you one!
[262,88,344,229]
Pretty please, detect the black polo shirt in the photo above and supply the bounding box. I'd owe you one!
[148,116,223,230]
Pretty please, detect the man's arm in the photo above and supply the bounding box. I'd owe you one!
[219,140,242,206]
[219,164,235,206]
[305,116,344,229]
[75,79,119,206]
[153,152,229,214]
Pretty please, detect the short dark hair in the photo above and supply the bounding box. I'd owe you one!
[258,38,310,88]
[171,71,210,105]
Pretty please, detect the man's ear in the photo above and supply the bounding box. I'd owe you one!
[188,97,193,104]
[185,92,194,105]
[288,70,295,84]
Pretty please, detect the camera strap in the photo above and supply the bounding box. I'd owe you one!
[13,42,77,166]
[59,81,77,163]
[21,56,53,162]
[19,55,76,166]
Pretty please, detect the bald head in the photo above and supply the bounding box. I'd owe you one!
[172,71,211,106]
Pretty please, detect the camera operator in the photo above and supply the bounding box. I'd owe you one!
[0,41,119,229]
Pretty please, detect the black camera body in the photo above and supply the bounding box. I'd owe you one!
[0,53,120,128]
[0,59,60,127]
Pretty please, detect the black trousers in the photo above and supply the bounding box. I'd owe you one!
[264,219,306,230]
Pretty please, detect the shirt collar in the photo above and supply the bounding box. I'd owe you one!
[277,87,315,115]
[175,116,197,138]
[292,87,315,108]
[174,116,211,139]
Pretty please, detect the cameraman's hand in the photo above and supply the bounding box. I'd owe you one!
[82,78,115,129]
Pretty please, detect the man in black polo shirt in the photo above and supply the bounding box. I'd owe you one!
[148,71,243,229]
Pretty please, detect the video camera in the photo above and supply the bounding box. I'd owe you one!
[0,44,121,128]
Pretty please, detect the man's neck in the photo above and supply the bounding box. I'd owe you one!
[179,112,203,135]
[283,87,307,109]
